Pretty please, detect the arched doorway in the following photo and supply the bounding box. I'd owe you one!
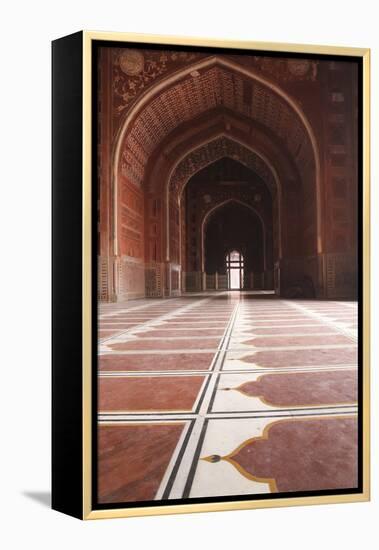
[226,250,244,290]
[104,55,323,301]
[199,196,270,291]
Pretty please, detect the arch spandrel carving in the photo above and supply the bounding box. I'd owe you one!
[118,62,314,190]
[169,136,278,199]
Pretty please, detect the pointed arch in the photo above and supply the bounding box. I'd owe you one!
[112,55,321,257]
[200,198,267,273]
[169,134,281,265]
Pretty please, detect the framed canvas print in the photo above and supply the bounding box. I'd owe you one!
[52,31,370,520]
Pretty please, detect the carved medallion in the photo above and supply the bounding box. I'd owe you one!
[119,49,145,76]
[287,59,311,77]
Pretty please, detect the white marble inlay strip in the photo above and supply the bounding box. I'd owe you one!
[99,364,358,377]
[167,301,239,499]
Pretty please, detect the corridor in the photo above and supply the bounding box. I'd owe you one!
[97,292,358,504]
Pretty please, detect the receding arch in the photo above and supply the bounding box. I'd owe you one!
[112,56,321,257]
[200,198,268,274]
[167,134,282,265]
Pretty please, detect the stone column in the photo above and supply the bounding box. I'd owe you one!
[202,272,207,291]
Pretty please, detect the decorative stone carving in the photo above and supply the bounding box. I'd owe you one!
[119,65,314,188]
[287,59,311,77]
[113,48,202,115]
[119,49,145,76]
[170,137,277,197]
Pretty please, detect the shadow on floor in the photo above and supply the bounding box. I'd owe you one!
[22,491,51,508]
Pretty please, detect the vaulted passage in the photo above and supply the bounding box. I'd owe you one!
[96,46,359,504]
[185,158,272,292]
[97,49,359,302]
[204,203,265,290]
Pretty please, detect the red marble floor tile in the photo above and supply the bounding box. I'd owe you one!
[218,417,358,492]
[182,310,232,312]
[243,323,325,331]
[99,330,121,339]
[241,348,357,368]
[242,314,311,319]
[139,329,225,337]
[173,316,231,320]
[240,314,291,317]
[250,326,336,335]
[242,334,352,347]
[99,375,205,411]
[109,312,157,315]
[98,423,184,503]
[99,324,138,329]
[243,318,312,325]
[106,317,155,324]
[98,353,214,371]
[108,339,220,350]
[196,309,234,312]
[164,321,227,327]
[314,306,354,313]
[325,316,357,321]
[236,370,357,406]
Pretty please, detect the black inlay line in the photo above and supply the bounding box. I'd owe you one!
[98,404,357,420]
[182,419,210,499]
[161,420,196,500]
[207,302,241,414]
[194,366,217,414]
[193,295,238,414]
[177,304,240,498]
[222,303,240,350]
[207,371,222,414]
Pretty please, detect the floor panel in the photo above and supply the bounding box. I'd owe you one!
[97,292,359,503]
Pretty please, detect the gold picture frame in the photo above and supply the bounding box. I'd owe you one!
[52,30,370,520]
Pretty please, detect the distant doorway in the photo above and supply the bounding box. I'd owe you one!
[226,250,244,290]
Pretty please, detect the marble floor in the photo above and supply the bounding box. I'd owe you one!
[97,291,358,504]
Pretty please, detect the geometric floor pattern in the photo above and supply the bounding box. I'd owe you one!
[97,291,358,504]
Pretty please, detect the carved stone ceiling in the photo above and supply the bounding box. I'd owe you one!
[170,137,277,198]
[119,64,314,188]
[112,48,318,119]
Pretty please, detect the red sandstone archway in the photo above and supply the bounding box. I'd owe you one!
[112,56,321,259]
[97,48,359,302]
[107,55,326,299]
[201,198,268,273]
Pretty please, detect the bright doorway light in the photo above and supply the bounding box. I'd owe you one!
[226,250,244,290]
